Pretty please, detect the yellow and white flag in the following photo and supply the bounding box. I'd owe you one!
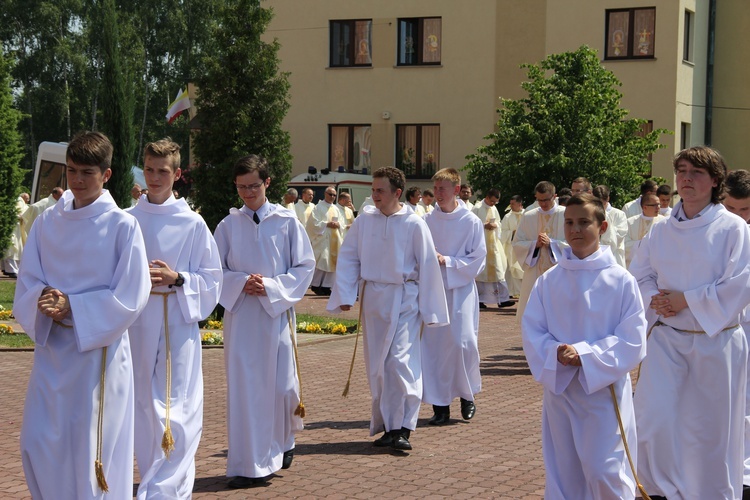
[166,88,191,123]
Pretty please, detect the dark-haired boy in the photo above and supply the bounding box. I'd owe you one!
[522,193,647,499]
[128,138,223,499]
[15,131,151,498]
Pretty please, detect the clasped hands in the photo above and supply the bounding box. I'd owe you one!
[650,290,687,317]
[557,344,581,367]
[38,287,70,321]
[535,232,550,249]
[243,274,267,296]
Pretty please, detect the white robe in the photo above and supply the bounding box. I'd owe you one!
[601,205,628,268]
[406,201,426,217]
[21,194,56,237]
[418,200,434,215]
[15,190,150,500]
[335,203,355,237]
[512,204,566,321]
[128,196,223,499]
[294,199,314,227]
[741,309,750,486]
[623,214,665,269]
[306,200,341,288]
[522,246,646,500]
[422,205,486,405]
[500,209,524,296]
[472,201,509,304]
[2,196,26,273]
[215,203,314,478]
[327,204,449,434]
[622,197,643,218]
[630,201,750,499]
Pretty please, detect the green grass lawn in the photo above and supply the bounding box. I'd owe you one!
[0,333,34,348]
[0,280,15,309]
[296,313,357,328]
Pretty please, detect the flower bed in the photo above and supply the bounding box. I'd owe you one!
[0,324,14,335]
[0,306,13,321]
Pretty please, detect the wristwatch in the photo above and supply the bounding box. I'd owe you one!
[170,272,185,288]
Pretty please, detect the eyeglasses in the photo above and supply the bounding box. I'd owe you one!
[535,196,554,203]
[236,183,264,192]
[642,203,660,207]
[325,192,336,197]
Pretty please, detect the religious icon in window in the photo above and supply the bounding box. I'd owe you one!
[638,28,652,56]
[333,145,345,165]
[358,39,369,57]
[612,30,625,57]
[426,34,439,53]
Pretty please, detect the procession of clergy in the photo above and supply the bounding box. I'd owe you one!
[12,131,750,499]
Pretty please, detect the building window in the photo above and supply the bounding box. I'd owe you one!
[396,124,440,178]
[635,120,655,164]
[330,20,372,67]
[680,122,691,150]
[397,17,442,66]
[329,125,371,171]
[605,8,656,60]
[683,10,694,62]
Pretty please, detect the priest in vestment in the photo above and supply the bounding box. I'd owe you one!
[294,187,315,227]
[423,169,486,425]
[215,155,314,488]
[336,192,356,236]
[15,132,151,500]
[328,167,448,451]
[592,185,628,268]
[513,181,566,321]
[622,179,658,218]
[2,194,26,277]
[522,194,646,500]
[306,186,342,295]
[405,186,427,217]
[459,184,474,211]
[500,195,524,297]
[472,189,511,308]
[623,193,664,269]
[128,139,223,499]
[630,147,750,499]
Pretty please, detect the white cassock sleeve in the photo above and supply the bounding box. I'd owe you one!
[413,222,449,327]
[13,222,54,344]
[628,229,660,306]
[176,222,223,322]
[327,217,362,312]
[442,220,487,290]
[259,219,315,318]
[215,219,249,314]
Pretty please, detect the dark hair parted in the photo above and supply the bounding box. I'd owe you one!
[656,184,672,197]
[566,193,606,224]
[486,188,501,199]
[592,185,610,201]
[725,170,750,200]
[535,181,556,195]
[640,179,659,196]
[405,186,422,201]
[233,154,270,181]
[372,166,405,193]
[66,131,113,172]
[674,146,727,204]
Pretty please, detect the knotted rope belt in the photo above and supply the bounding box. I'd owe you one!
[286,309,306,418]
[151,290,177,458]
[342,281,367,397]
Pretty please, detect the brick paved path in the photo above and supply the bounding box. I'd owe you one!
[0,293,545,498]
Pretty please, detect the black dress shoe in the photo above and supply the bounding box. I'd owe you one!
[479,302,487,309]
[460,398,476,420]
[391,428,412,450]
[228,476,258,489]
[498,300,515,308]
[743,484,750,500]
[282,449,294,469]
[373,431,395,447]
[428,405,450,425]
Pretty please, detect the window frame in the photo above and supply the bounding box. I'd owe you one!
[397,17,442,66]
[329,19,373,68]
[604,7,656,60]
[395,123,441,179]
[683,9,694,63]
[328,124,372,171]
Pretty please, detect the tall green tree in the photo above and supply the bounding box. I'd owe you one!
[97,0,134,208]
[191,0,292,230]
[465,45,668,208]
[0,52,25,253]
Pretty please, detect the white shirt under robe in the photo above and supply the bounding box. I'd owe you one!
[128,196,223,499]
[15,190,150,500]
[630,201,750,499]
[512,204,566,322]
[307,200,342,288]
[215,202,314,479]
[500,209,524,297]
[422,204,486,405]
[623,214,665,269]
[601,205,628,268]
[327,204,449,435]
[294,199,314,227]
[472,200,509,304]
[522,246,647,500]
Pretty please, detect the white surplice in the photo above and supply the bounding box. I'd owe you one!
[215,202,314,478]
[335,203,355,236]
[501,209,524,296]
[2,196,26,273]
[522,246,647,500]
[471,201,509,304]
[20,194,56,238]
[512,204,566,321]
[622,196,643,218]
[742,310,750,486]
[15,190,151,500]
[327,204,449,435]
[422,204,486,405]
[406,201,426,217]
[418,200,434,215]
[128,196,223,499]
[630,201,750,499]
[294,199,314,227]
[601,205,628,268]
[623,214,665,269]
[306,199,341,288]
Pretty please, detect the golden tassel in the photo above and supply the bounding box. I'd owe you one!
[342,281,366,397]
[95,347,109,492]
[609,384,650,500]
[152,291,177,458]
[287,310,306,418]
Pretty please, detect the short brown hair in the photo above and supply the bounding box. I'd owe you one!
[233,154,270,181]
[144,137,181,171]
[725,170,750,200]
[566,193,606,225]
[592,185,610,201]
[432,168,461,185]
[572,177,592,192]
[535,181,556,195]
[373,166,405,193]
[66,131,113,172]
[673,146,727,204]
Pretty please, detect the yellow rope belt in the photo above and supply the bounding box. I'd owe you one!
[53,320,110,491]
[286,309,306,418]
[151,290,177,458]
[609,384,649,500]
[342,281,366,397]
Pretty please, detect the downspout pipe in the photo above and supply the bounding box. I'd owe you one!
[705,0,716,145]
